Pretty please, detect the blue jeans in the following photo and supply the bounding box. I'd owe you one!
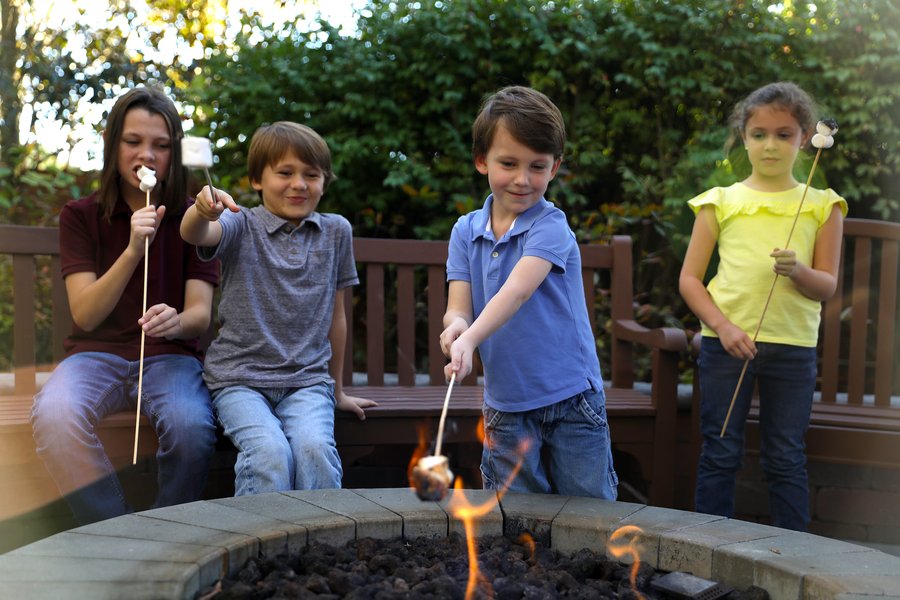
[31,352,216,525]
[695,337,816,531]
[480,386,618,499]
[212,382,342,495]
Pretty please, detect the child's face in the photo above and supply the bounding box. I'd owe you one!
[475,123,560,222]
[252,153,325,226]
[117,108,171,200]
[742,105,806,186]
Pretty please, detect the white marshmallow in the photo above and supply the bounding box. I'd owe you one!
[137,166,157,192]
[181,136,214,168]
[811,133,834,149]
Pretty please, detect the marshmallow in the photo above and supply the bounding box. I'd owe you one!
[411,455,454,501]
[181,136,214,168]
[811,133,835,149]
[137,166,157,192]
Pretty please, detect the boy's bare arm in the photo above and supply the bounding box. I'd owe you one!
[440,280,474,357]
[329,287,376,419]
[446,256,552,378]
[180,185,238,247]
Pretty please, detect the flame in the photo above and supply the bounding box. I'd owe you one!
[476,416,485,444]
[516,532,536,562]
[407,422,430,486]
[447,438,530,600]
[607,525,646,600]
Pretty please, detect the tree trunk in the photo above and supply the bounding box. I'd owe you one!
[0,0,22,166]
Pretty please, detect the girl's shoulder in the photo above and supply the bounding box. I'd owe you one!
[688,183,847,223]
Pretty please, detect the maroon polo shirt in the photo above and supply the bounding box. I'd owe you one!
[59,193,220,361]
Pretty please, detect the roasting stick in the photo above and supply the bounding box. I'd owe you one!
[719,120,839,438]
[411,372,457,501]
[434,371,456,458]
[133,166,157,464]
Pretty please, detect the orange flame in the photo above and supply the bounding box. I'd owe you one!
[475,416,485,444]
[607,525,646,600]
[516,532,536,562]
[447,438,531,600]
[407,422,430,486]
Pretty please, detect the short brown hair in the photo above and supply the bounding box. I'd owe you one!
[247,122,334,195]
[472,86,566,160]
[99,86,188,219]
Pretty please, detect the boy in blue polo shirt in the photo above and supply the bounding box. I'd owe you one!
[440,86,617,498]
[181,122,375,495]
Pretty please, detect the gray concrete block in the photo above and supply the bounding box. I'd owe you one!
[352,487,449,539]
[0,553,197,597]
[0,580,185,600]
[75,513,256,581]
[496,491,569,546]
[615,505,721,569]
[140,499,292,565]
[550,496,642,555]
[280,488,402,541]
[441,488,502,538]
[658,517,780,578]
[712,531,869,592]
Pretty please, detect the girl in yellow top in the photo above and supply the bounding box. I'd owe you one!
[680,82,847,531]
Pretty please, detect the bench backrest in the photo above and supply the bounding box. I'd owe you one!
[0,225,71,396]
[342,236,635,387]
[0,225,635,396]
[820,218,899,406]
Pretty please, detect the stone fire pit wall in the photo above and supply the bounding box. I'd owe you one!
[1,488,899,599]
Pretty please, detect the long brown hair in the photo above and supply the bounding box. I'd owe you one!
[98,87,188,219]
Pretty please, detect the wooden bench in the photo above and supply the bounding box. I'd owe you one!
[0,225,687,530]
[687,218,900,493]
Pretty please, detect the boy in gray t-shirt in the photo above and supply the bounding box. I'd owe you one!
[181,122,375,495]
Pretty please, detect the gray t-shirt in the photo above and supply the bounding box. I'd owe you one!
[199,205,358,390]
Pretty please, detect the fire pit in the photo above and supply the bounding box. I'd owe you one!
[1,488,899,599]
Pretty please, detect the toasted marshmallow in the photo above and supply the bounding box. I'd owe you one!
[137,166,157,192]
[181,136,214,168]
[411,455,454,501]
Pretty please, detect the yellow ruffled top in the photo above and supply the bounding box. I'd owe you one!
[688,182,848,347]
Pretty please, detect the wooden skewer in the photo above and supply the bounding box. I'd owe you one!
[719,146,824,437]
[133,187,151,464]
[434,372,456,457]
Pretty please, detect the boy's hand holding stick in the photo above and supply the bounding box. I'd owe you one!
[719,119,839,438]
[411,371,456,501]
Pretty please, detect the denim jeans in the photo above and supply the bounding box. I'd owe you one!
[695,337,816,531]
[480,386,618,499]
[31,352,216,525]
[212,382,341,495]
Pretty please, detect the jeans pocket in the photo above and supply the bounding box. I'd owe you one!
[482,405,505,431]
[576,391,608,429]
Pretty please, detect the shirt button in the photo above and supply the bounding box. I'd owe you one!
[491,251,499,258]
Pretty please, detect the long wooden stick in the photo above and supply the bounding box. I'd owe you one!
[719,147,823,437]
[434,372,456,457]
[133,188,151,464]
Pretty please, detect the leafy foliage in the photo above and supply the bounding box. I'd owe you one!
[2,0,898,378]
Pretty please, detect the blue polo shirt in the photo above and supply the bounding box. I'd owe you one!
[446,196,603,412]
